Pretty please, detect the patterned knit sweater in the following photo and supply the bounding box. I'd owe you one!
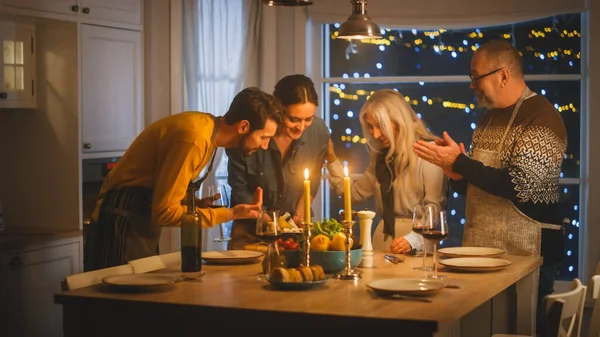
[450,93,567,263]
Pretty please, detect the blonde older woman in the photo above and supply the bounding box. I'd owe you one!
[328,89,447,254]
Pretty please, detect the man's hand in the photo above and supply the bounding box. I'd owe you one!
[230,204,262,220]
[414,132,462,177]
[195,194,220,208]
[390,237,412,254]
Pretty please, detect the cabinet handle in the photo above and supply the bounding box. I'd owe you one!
[0,92,7,99]
[8,257,22,268]
[71,5,79,12]
[82,7,90,14]
[83,142,92,150]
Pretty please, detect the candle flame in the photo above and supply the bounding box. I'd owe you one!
[344,165,349,177]
[304,168,309,180]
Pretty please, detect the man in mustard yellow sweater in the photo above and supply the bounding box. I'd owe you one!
[84,87,283,271]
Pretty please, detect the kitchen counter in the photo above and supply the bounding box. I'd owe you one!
[55,252,541,337]
[0,228,82,253]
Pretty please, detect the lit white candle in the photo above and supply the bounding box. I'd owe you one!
[343,165,352,222]
[304,168,311,224]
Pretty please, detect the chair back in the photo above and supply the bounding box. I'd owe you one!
[158,252,181,269]
[588,265,600,337]
[128,255,166,274]
[64,264,134,291]
[546,299,566,337]
[544,278,587,337]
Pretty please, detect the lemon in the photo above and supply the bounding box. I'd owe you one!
[279,216,291,228]
[310,234,331,251]
[330,232,351,251]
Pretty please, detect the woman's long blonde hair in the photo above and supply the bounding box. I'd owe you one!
[359,89,437,205]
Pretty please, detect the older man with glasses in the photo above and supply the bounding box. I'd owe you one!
[413,38,567,334]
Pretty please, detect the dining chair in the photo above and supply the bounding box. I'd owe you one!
[128,255,167,274]
[492,278,587,337]
[587,263,600,337]
[158,251,181,269]
[63,264,134,291]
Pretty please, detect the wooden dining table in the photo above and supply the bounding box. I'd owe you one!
[54,251,541,337]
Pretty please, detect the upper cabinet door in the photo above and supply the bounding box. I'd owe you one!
[0,21,35,109]
[81,24,142,154]
[1,0,78,16]
[79,0,141,26]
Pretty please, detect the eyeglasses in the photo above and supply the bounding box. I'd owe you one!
[469,67,504,83]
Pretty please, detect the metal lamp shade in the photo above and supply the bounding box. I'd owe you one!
[337,1,382,40]
[262,0,313,6]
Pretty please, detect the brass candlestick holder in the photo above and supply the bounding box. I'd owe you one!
[335,218,361,280]
[302,221,312,266]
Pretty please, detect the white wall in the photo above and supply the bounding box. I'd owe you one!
[0,18,79,232]
[144,0,178,253]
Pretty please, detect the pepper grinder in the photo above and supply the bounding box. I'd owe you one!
[357,209,376,268]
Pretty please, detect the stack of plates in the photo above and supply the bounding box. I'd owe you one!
[439,257,512,272]
[437,247,511,273]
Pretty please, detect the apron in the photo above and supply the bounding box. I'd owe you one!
[372,218,413,251]
[463,88,561,256]
[83,186,154,271]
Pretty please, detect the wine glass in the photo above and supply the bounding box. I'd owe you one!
[422,210,449,280]
[208,185,231,242]
[255,209,283,279]
[412,204,432,271]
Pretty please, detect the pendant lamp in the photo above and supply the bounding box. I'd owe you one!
[262,0,313,6]
[337,0,382,40]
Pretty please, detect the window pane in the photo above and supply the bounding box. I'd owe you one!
[4,65,15,90]
[3,40,14,64]
[15,65,24,90]
[527,81,580,178]
[328,81,579,177]
[326,13,580,77]
[15,41,23,65]
[557,184,579,279]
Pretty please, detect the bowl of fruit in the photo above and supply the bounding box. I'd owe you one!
[280,218,362,274]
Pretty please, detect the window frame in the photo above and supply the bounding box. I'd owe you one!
[307,16,588,285]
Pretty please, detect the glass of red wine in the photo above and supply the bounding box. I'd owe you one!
[255,209,282,278]
[422,210,449,280]
[412,203,432,271]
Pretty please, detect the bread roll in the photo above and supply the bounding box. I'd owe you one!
[271,265,325,283]
[288,268,303,282]
[309,265,325,281]
[297,266,314,282]
[270,267,289,282]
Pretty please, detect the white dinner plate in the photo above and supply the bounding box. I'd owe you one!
[202,250,264,265]
[439,257,512,272]
[102,274,179,291]
[438,246,505,258]
[366,278,446,296]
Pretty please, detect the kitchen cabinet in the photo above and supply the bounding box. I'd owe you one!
[0,21,36,109]
[0,239,81,337]
[0,0,142,26]
[81,24,143,155]
[79,0,142,26]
